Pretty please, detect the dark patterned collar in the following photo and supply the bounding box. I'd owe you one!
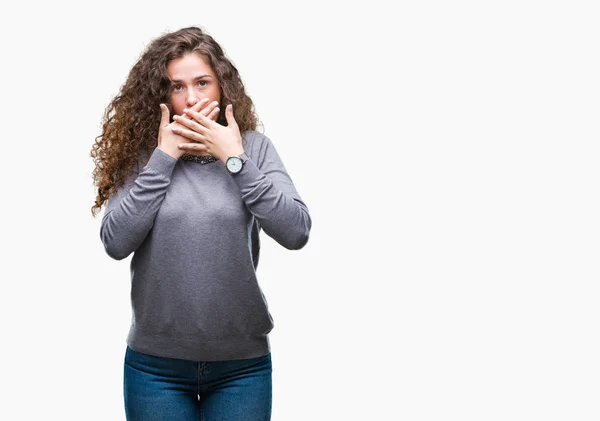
[180,154,219,164]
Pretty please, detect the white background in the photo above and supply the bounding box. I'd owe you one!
[0,1,598,420]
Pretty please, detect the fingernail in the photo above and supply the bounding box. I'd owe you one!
[183,108,189,113]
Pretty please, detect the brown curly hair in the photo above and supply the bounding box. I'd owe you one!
[90,26,263,217]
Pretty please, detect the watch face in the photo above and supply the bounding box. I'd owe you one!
[227,157,243,173]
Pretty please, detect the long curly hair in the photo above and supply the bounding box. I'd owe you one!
[90,26,262,217]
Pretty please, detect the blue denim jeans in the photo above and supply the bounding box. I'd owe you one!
[123,345,272,421]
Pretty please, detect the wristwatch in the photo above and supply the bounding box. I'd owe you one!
[226,151,249,175]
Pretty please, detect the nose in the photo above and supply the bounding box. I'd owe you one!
[185,90,199,107]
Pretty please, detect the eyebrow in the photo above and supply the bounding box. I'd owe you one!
[170,75,213,84]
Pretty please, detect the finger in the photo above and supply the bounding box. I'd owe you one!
[184,108,215,127]
[181,100,219,122]
[209,106,220,121]
[225,103,237,128]
[200,101,219,119]
[159,103,170,127]
[193,98,210,111]
[173,114,207,134]
[194,103,219,121]
[181,98,211,120]
[178,142,208,152]
[171,125,205,142]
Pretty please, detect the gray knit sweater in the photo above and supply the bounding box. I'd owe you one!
[100,130,311,361]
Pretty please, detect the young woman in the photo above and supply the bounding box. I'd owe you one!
[90,26,312,421]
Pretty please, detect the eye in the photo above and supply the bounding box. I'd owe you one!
[173,84,183,91]
[198,80,208,87]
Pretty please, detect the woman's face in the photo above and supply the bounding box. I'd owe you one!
[167,52,221,118]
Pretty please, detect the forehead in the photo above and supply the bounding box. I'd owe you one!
[167,52,215,79]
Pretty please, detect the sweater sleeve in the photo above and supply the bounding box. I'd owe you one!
[230,133,312,250]
[100,148,178,260]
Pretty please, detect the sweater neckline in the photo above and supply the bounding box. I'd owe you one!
[180,154,219,164]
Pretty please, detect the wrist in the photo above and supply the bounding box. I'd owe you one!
[158,145,183,159]
[220,148,245,165]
